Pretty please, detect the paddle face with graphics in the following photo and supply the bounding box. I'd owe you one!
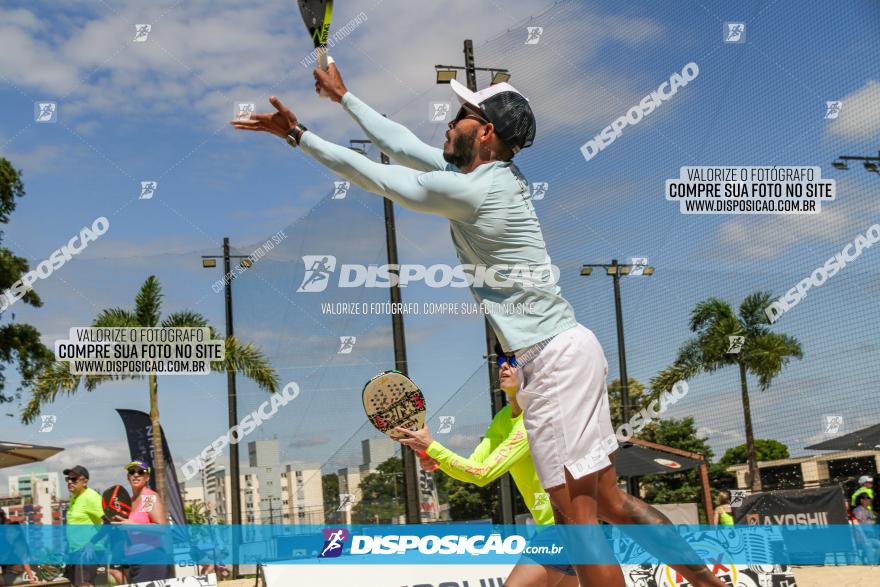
[362,371,426,441]
[297,0,334,76]
[102,484,132,522]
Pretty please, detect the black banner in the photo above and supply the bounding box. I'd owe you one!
[734,485,852,559]
[734,485,848,526]
[116,409,187,530]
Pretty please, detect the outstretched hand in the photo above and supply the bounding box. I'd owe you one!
[229,96,298,138]
[394,425,434,453]
[313,63,348,103]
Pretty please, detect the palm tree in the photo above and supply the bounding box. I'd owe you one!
[651,292,803,491]
[21,276,278,507]
[185,501,209,525]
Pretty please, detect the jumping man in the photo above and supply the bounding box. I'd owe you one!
[231,62,725,587]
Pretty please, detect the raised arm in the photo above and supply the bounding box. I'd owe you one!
[315,64,447,171]
[229,96,482,220]
[340,93,447,172]
[298,130,482,221]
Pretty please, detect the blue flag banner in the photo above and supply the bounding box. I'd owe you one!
[0,524,872,566]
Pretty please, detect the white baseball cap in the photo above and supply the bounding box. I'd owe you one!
[449,78,536,154]
[859,475,873,484]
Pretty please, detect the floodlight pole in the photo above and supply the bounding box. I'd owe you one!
[383,150,421,525]
[351,138,420,524]
[201,238,252,578]
[581,259,654,496]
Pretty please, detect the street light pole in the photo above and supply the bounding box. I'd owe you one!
[350,140,420,524]
[221,238,243,546]
[609,260,638,497]
[382,151,421,525]
[463,39,477,95]
[201,239,252,578]
[610,260,630,427]
[581,260,654,496]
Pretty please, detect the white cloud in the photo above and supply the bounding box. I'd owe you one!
[288,436,329,449]
[81,236,220,260]
[0,2,667,144]
[442,433,482,451]
[0,7,42,30]
[0,24,81,95]
[714,177,880,260]
[827,80,880,141]
[716,205,853,260]
[697,426,744,446]
[0,437,131,494]
[1,143,65,176]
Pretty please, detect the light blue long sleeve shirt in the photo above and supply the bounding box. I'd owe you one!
[298,92,577,351]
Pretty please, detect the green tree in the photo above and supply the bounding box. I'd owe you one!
[351,457,405,524]
[651,293,803,491]
[433,469,499,521]
[608,377,650,429]
[21,276,279,509]
[718,439,789,468]
[322,473,341,524]
[185,501,208,525]
[638,417,713,514]
[0,159,53,411]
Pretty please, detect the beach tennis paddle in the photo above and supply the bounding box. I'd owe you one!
[102,484,132,522]
[363,370,427,446]
[297,0,334,97]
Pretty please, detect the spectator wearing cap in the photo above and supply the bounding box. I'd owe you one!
[110,460,172,583]
[62,465,104,587]
[853,475,874,511]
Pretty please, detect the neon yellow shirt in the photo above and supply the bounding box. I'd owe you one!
[66,487,104,550]
[426,405,554,525]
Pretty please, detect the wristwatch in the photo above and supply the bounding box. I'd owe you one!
[285,123,308,148]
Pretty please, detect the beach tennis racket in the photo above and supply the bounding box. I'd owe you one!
[102,484,132,522]
[297,0,334,97]
[362,371,427,443]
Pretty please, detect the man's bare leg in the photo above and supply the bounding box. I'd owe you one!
[594,456,727,587]
[546,467,626,586]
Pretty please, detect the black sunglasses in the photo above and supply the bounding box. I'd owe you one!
[65,476,82,483]
[127,469,149,476]
[449,105,490,129]
[496,354,518,368]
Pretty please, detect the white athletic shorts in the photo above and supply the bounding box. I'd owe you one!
[515,323,619,489]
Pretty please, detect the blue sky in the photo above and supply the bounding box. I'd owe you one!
[1,0,879,498]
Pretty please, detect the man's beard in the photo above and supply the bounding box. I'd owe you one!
[443,130,478,169]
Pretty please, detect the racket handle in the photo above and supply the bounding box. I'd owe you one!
[316,51,332,99]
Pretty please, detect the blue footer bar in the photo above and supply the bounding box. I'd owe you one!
[0,524,874,565]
